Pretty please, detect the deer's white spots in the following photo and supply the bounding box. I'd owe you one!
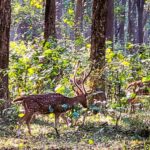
[48,105,54,112]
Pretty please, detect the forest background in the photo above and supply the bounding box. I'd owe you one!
[0,0,150,149]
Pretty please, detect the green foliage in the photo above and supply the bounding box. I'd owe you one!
[1,1,150,149]
[63,2,75,28]
[30,0,43,9]
[105,43,150,117]
[9,39,73,97]
[2,105,19,122]
[11,0,43,41]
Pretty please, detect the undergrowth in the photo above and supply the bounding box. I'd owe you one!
[0,111,149,150]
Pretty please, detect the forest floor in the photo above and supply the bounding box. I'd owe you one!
[0,111,150,150]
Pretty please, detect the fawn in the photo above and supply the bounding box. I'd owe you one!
[14,61,93,136]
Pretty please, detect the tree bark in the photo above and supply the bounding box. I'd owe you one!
[90,0,108,102]
[137,0,145,44]
[44,0,56,41]
[128,0,137,43]
[56,0,63,39]
[84,0,92,38]
[0,0,11,100]
[143,5,150,44]
[106,0,114,42]
[119,0,126,47]
[75,0,84,38]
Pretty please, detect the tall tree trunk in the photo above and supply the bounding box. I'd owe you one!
[0,0,11,100]
[106,0,114,42]
[44,0,56,41]
[114,11,118,43]
[137,0,145,44]
[90,0,108,102]
[119,0,126,47]
[114,0,121,43]
[143,5,150,44]
[128,0,138,54]
[128,0,137,44]
[84,0,92,38]
[56,0,63,39]
[75,0,84,38]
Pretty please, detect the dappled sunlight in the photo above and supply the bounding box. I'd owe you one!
[1,112,149,149]
[0,0,150,149]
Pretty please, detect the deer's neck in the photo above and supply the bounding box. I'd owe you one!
[68,95,83,106]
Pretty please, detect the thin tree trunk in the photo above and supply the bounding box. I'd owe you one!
[128,0,137,44]
[114,13,118,43]
[0,0,11,100]
[90,0,108,102]
[114,0,120,43]
[84,0,92,38]
[56,0,63,39]
[75,0,84,38]
[143,5,150,44]
[119,0,126,47]
[137,0,145,44]
[44,0,56,41]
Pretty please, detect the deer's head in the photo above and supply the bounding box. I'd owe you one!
[71,61,93,108]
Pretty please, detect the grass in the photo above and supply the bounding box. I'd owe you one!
[0,112,150,150]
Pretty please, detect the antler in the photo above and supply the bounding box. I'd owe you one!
[82,63,108,95]
[72,61,95,95]
[73,61,85,95]
[82,64,93,95]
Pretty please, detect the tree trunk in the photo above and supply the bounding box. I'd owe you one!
[106,0,114,42]
[75,0,84,38]
[137,0,145,44]
[84,0,92,38]
[44,0,56,41]
[56,0,63,39]
[90,0,108,102]
[119,0,126,47]
[143,6,150,44]
[0,0,11,100]
[128,0,137,44]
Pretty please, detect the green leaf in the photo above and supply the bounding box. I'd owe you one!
[44,49,53,56]
[68,9,74,15]
[28,68,35,75]
[126,42,134,50]
[122,61,130,67]
[18,113,25,118]
[55,84,65,94]
[88,139,94,145]
[142,75,150,82]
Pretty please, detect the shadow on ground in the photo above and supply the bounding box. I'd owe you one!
[0,114,149,149]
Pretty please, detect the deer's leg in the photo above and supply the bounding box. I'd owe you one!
[54,113,60,137]
[61,113,71,127]
[24,111,34,135]
[81,112,87,126]
[17,111,31,136]
[17,101,29,128]
[18,114,27,124]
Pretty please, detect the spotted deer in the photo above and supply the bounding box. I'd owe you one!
[14,61,93,136]
[126,80,150,113]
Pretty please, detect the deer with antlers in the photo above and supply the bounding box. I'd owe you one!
[14,61,93,136]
